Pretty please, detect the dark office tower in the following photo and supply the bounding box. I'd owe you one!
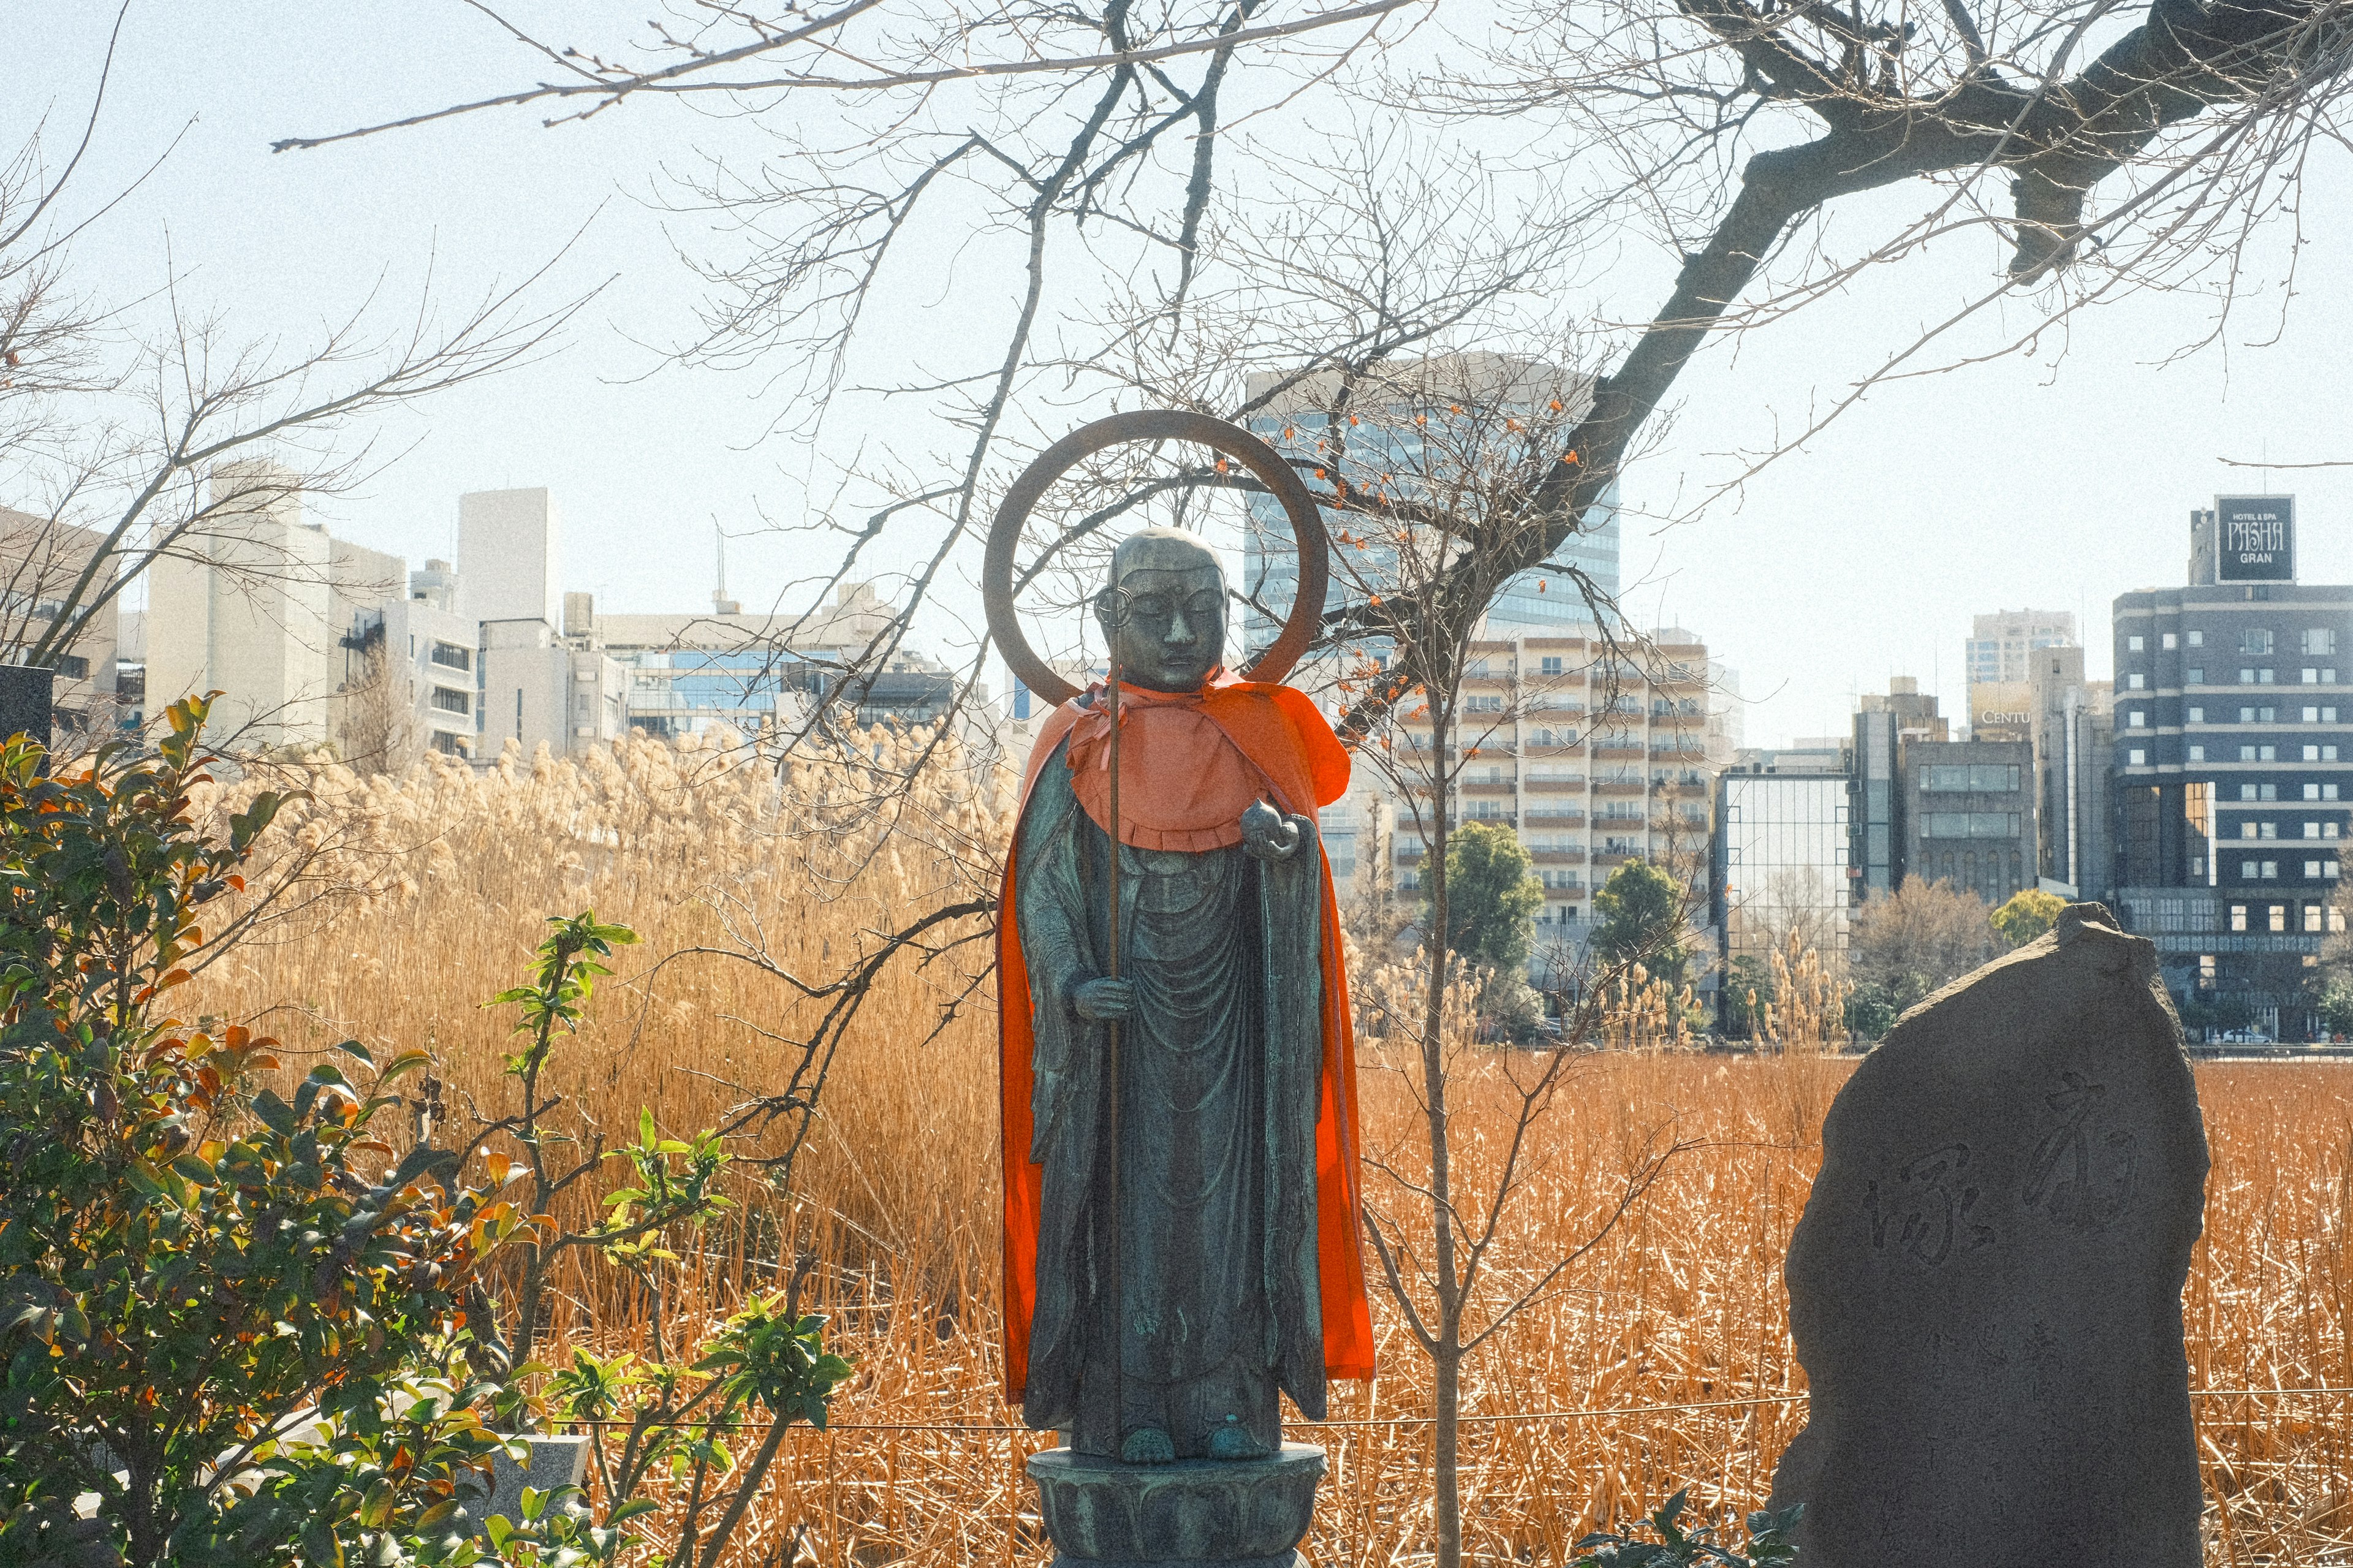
[2110,494,2348,1037]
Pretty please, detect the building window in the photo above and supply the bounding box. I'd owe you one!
[2267,861,2280,879]
[2262,668,2277,684]
[2164,632,2180,650]
[2246,784,2262,801]
[2240,746,2257,762]
[429,731,468,757]
[2128,635,2146,651]
[2260,746,2278,761]
[430,687,471,716]
[2128,711,2147,728]
[2245,629,2275,654]
[2270,903,2288,931]
[1922,763,2021,791]
[2189,706,2205,722]
[2242,669,2257,684]
[2240,822,2258,839]
[2264,785,2281,800]
[2130,749,2148,766]
[2188,667,2204,684]
[2305,668,2321,684]
[2230,904,2248,931]
[1539,656,1563,675]
[2189,746,2205,762]
[2305,629,2337,656]
[2189,630,2205,647]
[2128,673,2146,690]
[430,642,472,672]
[1920,812,2023,838]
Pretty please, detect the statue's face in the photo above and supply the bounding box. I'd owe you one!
[1099,533,1226,693]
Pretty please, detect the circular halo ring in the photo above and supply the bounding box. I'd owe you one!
[984,409,1329,710]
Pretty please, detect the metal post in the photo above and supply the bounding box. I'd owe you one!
[0,664,55,751]
[1103,599,1125,1452]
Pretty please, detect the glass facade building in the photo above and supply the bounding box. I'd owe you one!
[1712,769,1854,964]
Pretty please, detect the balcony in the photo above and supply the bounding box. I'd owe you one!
[1529,848,1588,865]
[1523,809,1586,826]
[1523,778,1586,794]
[1460,812,1518,830]
[1594,778,1645,796]
[1460,779,1516,796]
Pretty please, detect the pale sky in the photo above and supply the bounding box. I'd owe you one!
[17,4,2353,747]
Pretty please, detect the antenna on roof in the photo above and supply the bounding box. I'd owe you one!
[713,519,740,615]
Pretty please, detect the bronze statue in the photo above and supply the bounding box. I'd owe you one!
[995,499,1373,1474]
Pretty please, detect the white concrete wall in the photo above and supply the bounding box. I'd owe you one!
[146,463,339,751]
[479,618,569,759]
[459,489,561,629]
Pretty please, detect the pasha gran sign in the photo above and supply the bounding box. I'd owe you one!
[2216,495,2295,583]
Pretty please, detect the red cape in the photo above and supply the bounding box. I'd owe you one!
[998,671,1376,1401]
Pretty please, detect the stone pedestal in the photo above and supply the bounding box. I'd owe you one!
[1027,1442,1325,1567]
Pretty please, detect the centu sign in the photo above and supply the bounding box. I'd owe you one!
[2218,494,2295,583]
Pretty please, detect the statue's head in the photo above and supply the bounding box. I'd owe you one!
[1096,528,1228,693]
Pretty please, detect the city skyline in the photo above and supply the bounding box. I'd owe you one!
[25,6,2353,762]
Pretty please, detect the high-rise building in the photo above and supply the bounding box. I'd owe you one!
[2108,497,2349,1036]
[1239,354,1622,657]
[1965,608,2078,687]
[1233,354,1711,987]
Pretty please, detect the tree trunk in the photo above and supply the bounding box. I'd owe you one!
[1434,1334,1463,1566]
[1422,691,1464,1568]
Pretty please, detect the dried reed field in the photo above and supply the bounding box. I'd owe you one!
[186,735,2353,1566]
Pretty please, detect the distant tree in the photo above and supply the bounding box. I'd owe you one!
[1428,820,1542,974]
[1990,887,2066,948]
[1847,876,2001,1019]
[1593,858,1691,988]
[2317,975,2353,1039]
[1721,952,1774,1039]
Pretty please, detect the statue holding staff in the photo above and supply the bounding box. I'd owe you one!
[990,414,1374,1494]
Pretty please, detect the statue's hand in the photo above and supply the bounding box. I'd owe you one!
[1239,800,1302,862]
[1069,977,1135,1021]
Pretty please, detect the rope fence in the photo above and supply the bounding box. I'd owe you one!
[547,1384,2353,1436]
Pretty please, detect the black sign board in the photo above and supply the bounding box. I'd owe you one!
[2217,494,2295,582]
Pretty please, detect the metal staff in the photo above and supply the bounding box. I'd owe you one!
[1102,581,1125,1446]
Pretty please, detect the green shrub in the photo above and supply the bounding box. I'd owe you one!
[0,700,543,1566]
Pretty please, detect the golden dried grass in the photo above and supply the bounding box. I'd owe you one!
[184,736,2353,1566]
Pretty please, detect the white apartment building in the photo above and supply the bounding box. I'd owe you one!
[379,559,482,759]
[1375,624,1734,980]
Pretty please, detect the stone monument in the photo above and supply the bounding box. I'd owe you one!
[986,414,1374,1566]
[1768,902,2209,1568]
